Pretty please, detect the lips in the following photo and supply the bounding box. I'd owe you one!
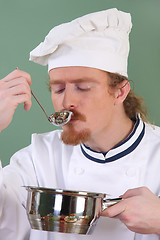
[68,117,78,123]
[70,116,78,121]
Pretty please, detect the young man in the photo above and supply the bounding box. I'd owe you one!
[0,8,160,240]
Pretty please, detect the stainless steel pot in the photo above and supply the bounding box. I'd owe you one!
[25,187,121,235]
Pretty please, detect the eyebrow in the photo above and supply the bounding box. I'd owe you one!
[49,77,98,85]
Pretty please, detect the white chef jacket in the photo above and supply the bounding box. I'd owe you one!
[0,117,160,240]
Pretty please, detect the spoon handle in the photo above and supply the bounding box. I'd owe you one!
[31,90,50,121]
[102,197,122,210]
[16,67,50,122]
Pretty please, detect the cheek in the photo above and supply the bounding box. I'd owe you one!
[91,91,114,110]
[87,93,115,123]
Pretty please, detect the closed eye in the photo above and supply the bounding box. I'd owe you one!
[50,83,65,94]
[75,82,92,91]
[76,86,91,91]
[54,88,65,94]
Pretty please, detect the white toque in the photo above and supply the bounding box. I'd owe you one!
[30,8,132,77]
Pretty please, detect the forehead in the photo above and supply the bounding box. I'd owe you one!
[49,66,109,83]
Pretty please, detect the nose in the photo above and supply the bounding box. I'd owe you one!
[62,85,77,110]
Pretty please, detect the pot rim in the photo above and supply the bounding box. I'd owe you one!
[24,186,106,198]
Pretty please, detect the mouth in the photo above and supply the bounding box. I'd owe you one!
[68,116,78,123]
[70,118,78,123]
[60,110,86,126]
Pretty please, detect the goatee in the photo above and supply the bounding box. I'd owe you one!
[60,110,91,145]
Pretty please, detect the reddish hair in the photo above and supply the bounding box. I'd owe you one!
[107,72,148,122]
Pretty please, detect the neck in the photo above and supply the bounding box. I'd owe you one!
[84,113,135,153]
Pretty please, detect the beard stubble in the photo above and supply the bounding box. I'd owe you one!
[60,110,91,145]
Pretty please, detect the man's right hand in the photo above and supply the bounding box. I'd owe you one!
[0,69,32,131]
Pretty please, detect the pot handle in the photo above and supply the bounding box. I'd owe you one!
[102,197,122,211]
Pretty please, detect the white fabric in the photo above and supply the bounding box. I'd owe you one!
[0,120,160,240]
[29,8,132,77]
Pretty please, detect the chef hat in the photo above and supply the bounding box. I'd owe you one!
[30,8,132,77]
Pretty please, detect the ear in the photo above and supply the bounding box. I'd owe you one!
[114,80,130,105]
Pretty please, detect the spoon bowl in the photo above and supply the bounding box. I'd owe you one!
[48,110,72,126]
[31,90,72,126]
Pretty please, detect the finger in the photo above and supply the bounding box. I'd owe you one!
[2,69,32,86]
[121,187,150,199]
[101,200,126,218]
[2,83,31,101]
[7,82,31,96]
[13,94,32,111]
[4,77,31,89]
[24,101,32,111]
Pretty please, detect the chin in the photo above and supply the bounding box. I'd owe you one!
[61,126,91,146]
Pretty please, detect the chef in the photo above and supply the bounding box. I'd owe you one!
[0,8,160,240]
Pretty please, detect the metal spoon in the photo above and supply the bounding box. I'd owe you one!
[15,67,72,126]
[31,90,72,126]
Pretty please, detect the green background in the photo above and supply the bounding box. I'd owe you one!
[0,0,160,166]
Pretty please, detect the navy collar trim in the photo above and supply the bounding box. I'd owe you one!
[80,119,145,163]
[113,117,140,149]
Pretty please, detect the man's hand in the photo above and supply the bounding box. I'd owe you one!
[0,69,32,131]
[101,187,160,235]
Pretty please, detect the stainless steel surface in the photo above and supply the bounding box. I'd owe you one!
[48,110,72,126]
[102,197,122,210]
[31,90,72,126]
[25,187,121,235]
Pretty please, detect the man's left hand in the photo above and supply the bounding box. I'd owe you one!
[101,187,160,235]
